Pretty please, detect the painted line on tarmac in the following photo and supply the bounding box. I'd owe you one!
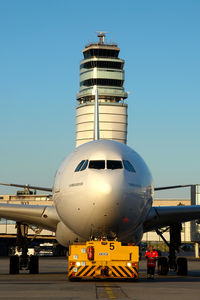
[104,282,116,299]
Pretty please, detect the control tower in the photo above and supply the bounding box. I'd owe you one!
[76,32,128,147]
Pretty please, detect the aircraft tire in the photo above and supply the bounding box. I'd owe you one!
[177,257,188,276]
[9,255,19,274]
[29,256,39,274]
[157,257,169,275]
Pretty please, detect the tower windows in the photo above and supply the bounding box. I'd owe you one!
[84,49,119,59]
[80,61,124,70]
[80,78,123,87]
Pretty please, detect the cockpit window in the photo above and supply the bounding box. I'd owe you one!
[75,160,88,172]
[75,159,131,172]
[80,160,88,171]
[107,160,123,170]
[89,160,105,169]
[75,160,85,172]
[123,160,136,173]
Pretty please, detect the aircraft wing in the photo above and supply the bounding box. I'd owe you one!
[143,205,200,232]
[154,184,193,191]
[0,204,60,231]
[0,182,52,192]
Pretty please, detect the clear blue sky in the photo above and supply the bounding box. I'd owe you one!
[0,0,199,198]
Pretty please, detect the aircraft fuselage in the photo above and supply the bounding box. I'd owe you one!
[53,140,153,244]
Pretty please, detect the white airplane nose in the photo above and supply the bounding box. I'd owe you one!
[89,172,125,205]
[92,180,112,195]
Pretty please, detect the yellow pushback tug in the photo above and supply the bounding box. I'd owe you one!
[68,241,139,280]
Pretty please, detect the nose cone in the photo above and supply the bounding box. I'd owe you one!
[61,169,148,241]
[91,177,113,198]
[80,170,149,240]
[89,171,124,204]
[81,171,126,237]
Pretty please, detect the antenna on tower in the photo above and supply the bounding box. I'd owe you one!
[96,31,108,44]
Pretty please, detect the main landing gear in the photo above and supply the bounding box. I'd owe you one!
[156,223,188,276]
[9,222,39,274]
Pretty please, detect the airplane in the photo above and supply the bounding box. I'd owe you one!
[0,86,200,276]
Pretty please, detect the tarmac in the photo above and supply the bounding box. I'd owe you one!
[0,256,200,299]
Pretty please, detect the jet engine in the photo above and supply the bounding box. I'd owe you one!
[119,226,143,245]
[55,221,84,246]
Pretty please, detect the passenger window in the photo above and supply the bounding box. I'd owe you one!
[80,160,88,171]
[89,160,105,169]
[107,160,123,170]
[75,160,85,172]
[123,160,136,173]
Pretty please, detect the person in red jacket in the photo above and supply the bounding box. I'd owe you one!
[145,246,158,279]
